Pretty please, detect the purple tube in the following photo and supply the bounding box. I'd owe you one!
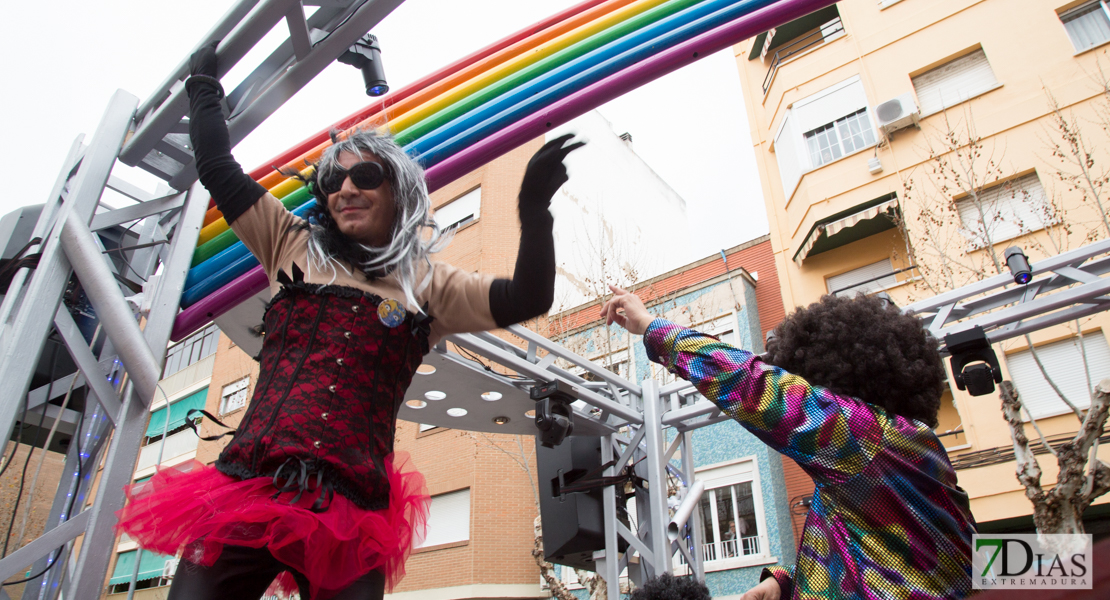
[171,0,837,341]
[425,0,837,188]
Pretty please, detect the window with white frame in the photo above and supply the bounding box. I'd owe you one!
[433,187,481,231]
[162,324,219,378]
[805,109,876,168]
[1006,333,1110,419]
[912,49,999,115]
[695,459,767,565]
[418,488,470,548]
[826,259,897,297]
[956,173,1053,249]
[219,377,250,415]
[774,76,877,199]
[1061,1,1110,52]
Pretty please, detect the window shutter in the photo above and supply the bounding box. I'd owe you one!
[956,173,1050,248]
[1061,2,1110,52]
[774,113,804,200]
[794,77,869,134]
[1007,333,1110,418]
[434,187,482,230]
[826,259,896,296]
[912,49,998,114]
[419,488,470,548]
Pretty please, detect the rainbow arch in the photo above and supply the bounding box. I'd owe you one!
[172,0,836,341]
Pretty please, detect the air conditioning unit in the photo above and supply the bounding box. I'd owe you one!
[875,92,920,137]
[162,558,179,579]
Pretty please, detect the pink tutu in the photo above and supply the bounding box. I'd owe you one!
[115,453,428,598]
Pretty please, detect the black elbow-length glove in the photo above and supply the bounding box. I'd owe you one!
[489,134,585,327]
[185,42,266,225]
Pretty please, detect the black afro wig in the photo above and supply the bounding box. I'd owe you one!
[629,574,711,600]
[763,293,946,428]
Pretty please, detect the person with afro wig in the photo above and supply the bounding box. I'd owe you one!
[630,574,711,600]
[600,288,977,600]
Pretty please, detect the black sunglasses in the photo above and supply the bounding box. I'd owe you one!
[317,161,388,196]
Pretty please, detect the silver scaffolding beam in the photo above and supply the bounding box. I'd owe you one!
[903,238,1110,345]
[406,324,738,600]
[0,2,404,598]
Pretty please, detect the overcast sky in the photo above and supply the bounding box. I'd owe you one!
[1,0,767,260]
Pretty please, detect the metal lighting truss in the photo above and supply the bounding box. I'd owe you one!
[0,2,404,599]
[412,324,735,600]
[903,237,1110,346]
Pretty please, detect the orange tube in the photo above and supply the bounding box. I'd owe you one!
[252,0,636,192]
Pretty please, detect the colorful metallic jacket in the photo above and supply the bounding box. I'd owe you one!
[644,319,976,599]
[215,278,430,511]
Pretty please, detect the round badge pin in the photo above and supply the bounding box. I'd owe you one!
[377,298,407,328]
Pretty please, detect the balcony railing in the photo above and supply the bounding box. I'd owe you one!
[701,535,761,562]
[135,429,199,471]
[762,18,844,95]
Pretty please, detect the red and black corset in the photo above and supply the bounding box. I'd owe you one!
[215,274,431,511]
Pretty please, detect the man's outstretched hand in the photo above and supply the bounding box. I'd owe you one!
[599,285,654,336]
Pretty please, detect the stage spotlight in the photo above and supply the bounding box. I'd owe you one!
[531,380,576,448]
[944,326,1003,396]
[1005,246,1032,285]
[338,34,388,96]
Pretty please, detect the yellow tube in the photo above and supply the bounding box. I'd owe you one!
[384,0,669,134]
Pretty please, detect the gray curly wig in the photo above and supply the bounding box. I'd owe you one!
[299,129,451,310]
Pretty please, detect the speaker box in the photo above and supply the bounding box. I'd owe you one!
[536,435,626,571]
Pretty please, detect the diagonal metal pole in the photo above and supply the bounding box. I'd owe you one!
[58,211,161,404]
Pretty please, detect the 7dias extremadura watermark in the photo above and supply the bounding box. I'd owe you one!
[973,534,1093,590]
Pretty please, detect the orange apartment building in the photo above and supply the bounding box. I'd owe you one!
[732,0,1110,536]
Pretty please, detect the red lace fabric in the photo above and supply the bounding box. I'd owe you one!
[115,453,428,598]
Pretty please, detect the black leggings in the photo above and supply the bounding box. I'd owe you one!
[167,545,384,600]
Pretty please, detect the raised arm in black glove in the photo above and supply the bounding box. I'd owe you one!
[489,134,585,327]
[185,41,266,224]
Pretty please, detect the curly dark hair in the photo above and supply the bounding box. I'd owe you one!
[763,293,945,428]
[629,574,711,600]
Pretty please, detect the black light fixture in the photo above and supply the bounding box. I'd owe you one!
[531,380,576,448]
[1004,246,1032,285]
[944,326,1003,396]
[338,34,388,97]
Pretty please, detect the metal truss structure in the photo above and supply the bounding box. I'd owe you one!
[904,238,1110,347]
[0,2,406,598]
[406,324,730,599]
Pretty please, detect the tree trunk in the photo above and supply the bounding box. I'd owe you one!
[999,380,1110,535]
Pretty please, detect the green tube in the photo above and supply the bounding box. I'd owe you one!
[190,186,314,267]
[394,0,700,146]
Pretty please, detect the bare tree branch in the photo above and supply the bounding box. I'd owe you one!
[1000,381,1045,500]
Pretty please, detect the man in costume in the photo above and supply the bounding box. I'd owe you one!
[600,286,977,600]
[116,42,583,600]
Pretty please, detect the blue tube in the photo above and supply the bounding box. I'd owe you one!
[183,199,319,291]
[180,200,318,307]
[406,0,774,165]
